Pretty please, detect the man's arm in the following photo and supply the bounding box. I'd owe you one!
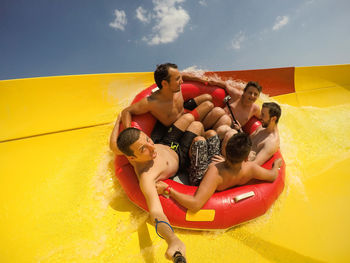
[251,158,282,182]
[253,140,278,166]
[109,114,123,155]
[121,97,152,128]
[252,104,261,119]
[181,72,227,88]
[156,165,220,213]
[225,83,243,101]
[139,174,186,260]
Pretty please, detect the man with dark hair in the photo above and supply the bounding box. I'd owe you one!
[154,63,179,90]
[120,63,215,132]
[249,102,281,165]
[215,81,262,130]
[110,113,204,261]
[156,132,282,213]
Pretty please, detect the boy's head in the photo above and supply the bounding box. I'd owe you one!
[225,133,252,164]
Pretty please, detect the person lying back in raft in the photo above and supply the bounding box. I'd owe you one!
[217,102,281,166]
[215,81,263,131]
[248,102,281,165]
[155,132,282,213]
[119,63,227,142]
[110,113,205,261]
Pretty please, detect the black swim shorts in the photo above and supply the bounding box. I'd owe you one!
[159,124,197,173]
[151,121,169,144]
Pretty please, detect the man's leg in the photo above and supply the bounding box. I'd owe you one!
[216,124,232,140]
[188,136,208,186]
[186,121,204,136]
[177,121,204,175]
[187,130,220,186]
[184,94,213,111]
[172,113,195,131]
[204,130,221,161]
[201,107,227,129]
[213,114,232,130]
[193,94,212,105]
[220,127,238,156]
[185,94,214,121]
[160,113,194,148]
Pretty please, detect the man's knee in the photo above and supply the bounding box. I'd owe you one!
[214,114,232,129]
[224,129,238,141]
[181,113,195,123]
[187,121,204,135]
[200,100,214,111]
[204,129,217,139]
[194,94,213,104]
[210,107,225,117]
[216,124,232,139]
[193,136,206,143]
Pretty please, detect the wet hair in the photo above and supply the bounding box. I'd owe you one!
[117,127,141,157]
[154,63,178,89]
[243,81,262,93]
[262,102,282,124]
[225,133,252,164]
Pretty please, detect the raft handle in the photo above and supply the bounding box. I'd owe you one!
[234,191,255,203]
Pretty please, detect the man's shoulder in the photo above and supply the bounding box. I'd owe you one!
[242,161,259,175]
[147,92,160,102]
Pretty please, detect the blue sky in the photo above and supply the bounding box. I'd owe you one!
[1,0,350,80]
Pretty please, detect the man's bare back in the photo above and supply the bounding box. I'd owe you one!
[156,132,282,213]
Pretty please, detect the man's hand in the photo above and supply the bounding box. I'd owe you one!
[211,155,225,163]
[232,122,242,131]
[273,158,283,169]
[166,237,186,261]
[156,181,169,195]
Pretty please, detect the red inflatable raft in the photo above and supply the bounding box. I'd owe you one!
[114,82,286,230]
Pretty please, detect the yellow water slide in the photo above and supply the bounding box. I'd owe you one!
[1,65,349,262]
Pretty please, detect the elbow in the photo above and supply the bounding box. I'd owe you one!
[121,108,128,119]
[270,170,278,182]
[187,202,203,213]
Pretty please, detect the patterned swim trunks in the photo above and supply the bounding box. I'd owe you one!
[189,135,221,186]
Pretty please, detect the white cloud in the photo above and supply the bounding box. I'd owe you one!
[136,6,151,24]
[141,0,190,45]
[231,31,246,50]
[109,9,127,31]
[199,0,207,6]
[272,15,289,31]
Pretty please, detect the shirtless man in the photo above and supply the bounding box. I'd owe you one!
[249,102,281,165]
[110,113,204,261]
[156,132,282,213]
[216,81,262,130]
[121,63,214,129]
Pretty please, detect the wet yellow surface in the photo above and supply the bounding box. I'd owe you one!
[1,65,350,262]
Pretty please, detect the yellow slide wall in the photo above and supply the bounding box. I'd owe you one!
[1,65,350,262]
